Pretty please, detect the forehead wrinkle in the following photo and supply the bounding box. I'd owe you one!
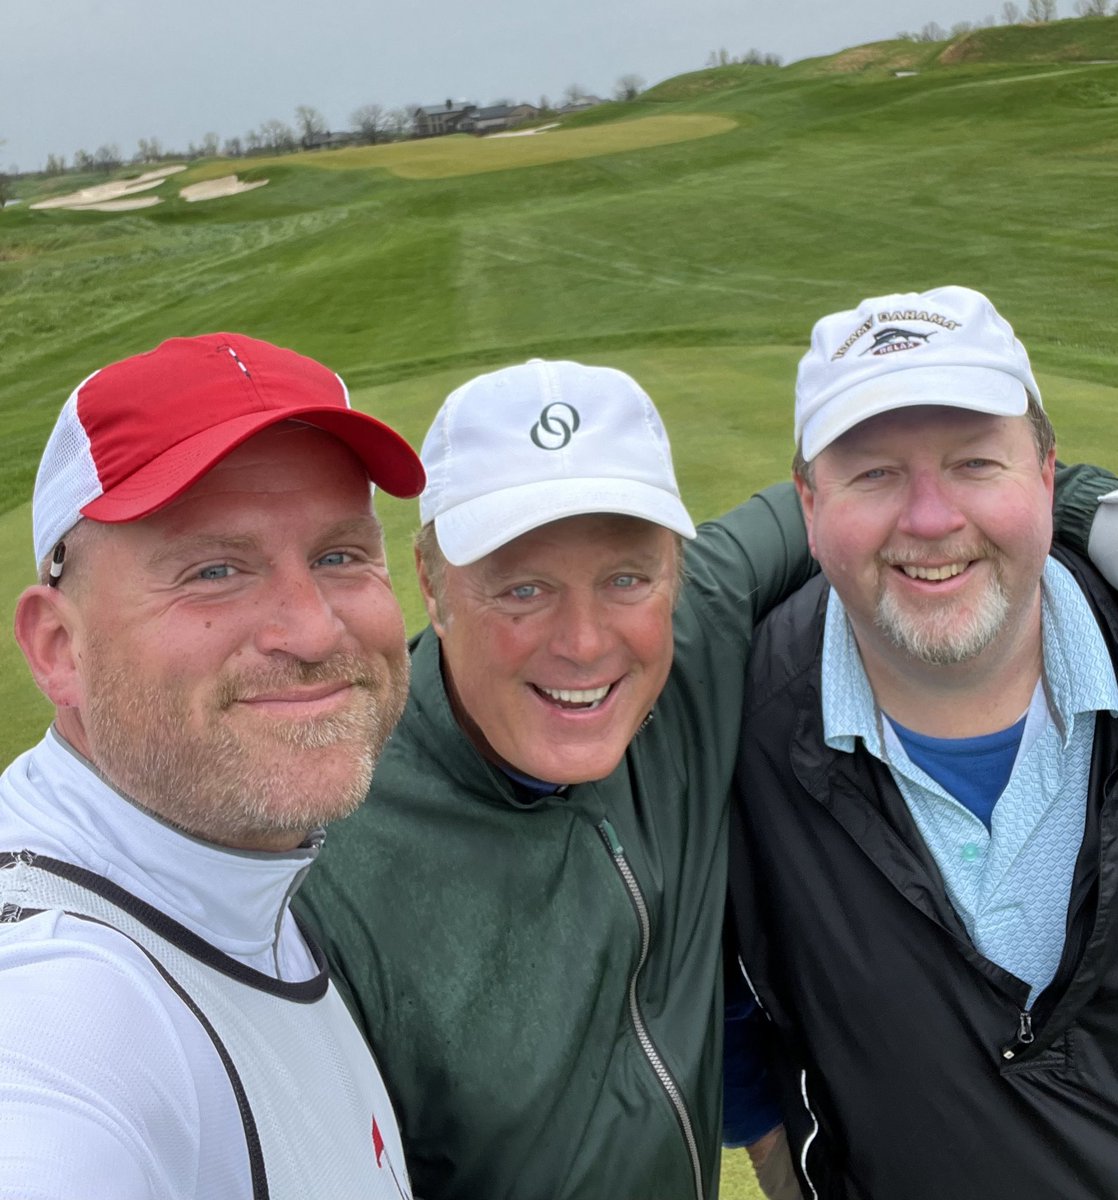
[143,514,384,573]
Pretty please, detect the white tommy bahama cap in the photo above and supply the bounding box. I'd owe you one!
[794,285,1042,462]
[419,359,696,566]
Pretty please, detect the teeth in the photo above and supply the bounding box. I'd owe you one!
[901,563,966,581]
[540,685,610,705]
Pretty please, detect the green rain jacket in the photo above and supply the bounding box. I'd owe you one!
[296,482,811,1200]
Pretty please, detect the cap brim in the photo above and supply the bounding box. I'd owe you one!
[82,405,425,524]
[800,365,1029,462]
[434,476,697,566]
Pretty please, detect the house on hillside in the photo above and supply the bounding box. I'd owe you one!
[413,101,477,138]
[461,103,542,135]
[557,94,605,114]
[302,130,361,151]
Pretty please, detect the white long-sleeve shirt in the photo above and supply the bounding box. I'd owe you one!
[0,729,410,1200]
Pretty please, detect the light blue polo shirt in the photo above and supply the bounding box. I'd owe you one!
[822,557,1118,1003]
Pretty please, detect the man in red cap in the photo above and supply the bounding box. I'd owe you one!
[0,334,425,1199]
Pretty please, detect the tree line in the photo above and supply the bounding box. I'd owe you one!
[30,75,645,180]
[899,0,1114,42]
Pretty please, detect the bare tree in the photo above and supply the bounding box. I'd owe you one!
[136,137,163,163]
[351,102,386,144]
[919,20,948,39]
[73,148,95,172]
[0,173,11,207]
[295,105,328,146]
[1074,0,1108,13]
[613,73,646,101]
[244,129,262,155]
[93,143,121,171]
[44,152,67,175]
[1002,0,1023,20]
[950,20,974,33]
[707,47,733,66]
[258,119,297,153]
[200,131,220,157]
[223,136,244,157]
[563,83,588,106]
[384,107,414,140]
[1026,0,1057,18]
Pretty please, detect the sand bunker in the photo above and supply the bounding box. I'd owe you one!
[488,123,560,138]
[179,175,269,202]
[31,165,185,210]
[69,197,164,212]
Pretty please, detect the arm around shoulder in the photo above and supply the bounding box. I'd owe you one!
[686,481,816,634]
[1054,462,1118,587]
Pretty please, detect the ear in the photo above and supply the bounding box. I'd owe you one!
[1042,446,1056,503]
[14,585,86,710]
[794,473,818,558]
[415,545,447,637]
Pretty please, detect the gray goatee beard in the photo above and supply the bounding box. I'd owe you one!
[874,547,1010,667]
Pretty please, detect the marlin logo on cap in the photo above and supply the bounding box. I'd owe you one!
[860,326,935,356]
[530,402,580,450]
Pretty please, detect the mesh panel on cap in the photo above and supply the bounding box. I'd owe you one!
[32,381,104,564]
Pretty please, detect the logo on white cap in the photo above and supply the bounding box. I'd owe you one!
[530,403,581,450]
[419,359,696,566]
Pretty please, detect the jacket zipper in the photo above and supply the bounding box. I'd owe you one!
[1001,1007,1035,1060]
[796,1070,822,1200]
[736,956,821,1200]
[597,819,703,1200]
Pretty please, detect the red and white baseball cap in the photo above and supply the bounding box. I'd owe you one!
[32,333,425,563]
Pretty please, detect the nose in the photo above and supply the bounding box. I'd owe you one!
[252,565,347,662]
[547,589,611,666]
[896,470,967,542]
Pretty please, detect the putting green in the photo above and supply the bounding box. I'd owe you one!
[223,115,739,180]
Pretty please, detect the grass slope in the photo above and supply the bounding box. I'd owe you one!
[4,23,1118,1195]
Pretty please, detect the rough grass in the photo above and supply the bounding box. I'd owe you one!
[5,26,1118,1194]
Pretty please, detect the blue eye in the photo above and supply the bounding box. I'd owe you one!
[509,584,540,600]
[316,551,351,567]
[197,563,236,581]
[613,575,639,588]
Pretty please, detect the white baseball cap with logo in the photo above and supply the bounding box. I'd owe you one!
[419,358,697,566]
[795,285,1042,462]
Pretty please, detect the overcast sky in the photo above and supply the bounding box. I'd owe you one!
[3,0,1037,172]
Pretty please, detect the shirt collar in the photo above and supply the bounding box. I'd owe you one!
[822,556,1118,755]
[1,728,319,963]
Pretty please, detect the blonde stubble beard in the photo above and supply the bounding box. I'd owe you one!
[81,649,410,849]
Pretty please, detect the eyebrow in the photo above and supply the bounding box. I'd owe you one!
[144,517,383,572]
[482,549,666,585]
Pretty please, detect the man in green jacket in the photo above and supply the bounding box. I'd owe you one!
[298,358,811,1200]
[296,357,1112,1200]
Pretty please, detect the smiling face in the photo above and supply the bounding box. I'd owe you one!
[36,425,409,851]
[798,405,1055,675]
[421,514,679,786]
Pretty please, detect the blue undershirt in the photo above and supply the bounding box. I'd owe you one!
[887,714,1027,832]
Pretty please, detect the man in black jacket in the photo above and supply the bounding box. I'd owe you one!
[729,285,1118,1199]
